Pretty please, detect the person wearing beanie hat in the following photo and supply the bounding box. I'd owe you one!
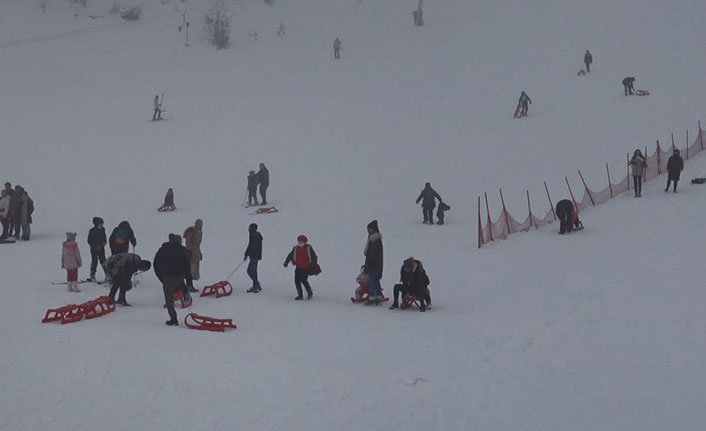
[665,149,684,192]
[106,253,151,306]
[244,223,263,293]
[284,234,318,300]
[87,217,107,282]
[62,232,83,292]
[363,220,384,305]
[415,182,442,224]
[153,234,192,325]
[247,170,260,207]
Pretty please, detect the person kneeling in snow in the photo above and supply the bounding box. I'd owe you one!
[555,199,581,234]
[106,253,151,306]
[389,257,431,312]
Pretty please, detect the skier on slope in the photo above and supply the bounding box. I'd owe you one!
[152,94,163,121]
[416,182,443,224]
[518,91,532,117]
[389,257,431,312]
[87,217,108,282]
[555,199,581,234]
[106,252,151,306]
[244,223,263,293]
[584,50,593,73]
[622,77,636,95]
[153,234,192,326]
[665,149,684,193]
[247,170,259,207]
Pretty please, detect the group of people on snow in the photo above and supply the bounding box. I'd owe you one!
[0,182,34,241]
[415,182,449,225]
[247,163,270,207]
[628,148,684,197]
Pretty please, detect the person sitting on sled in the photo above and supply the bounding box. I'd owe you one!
[389,257,431,312]
[353,266,368,302]
[158,188,176,212]
[555,199,581,234]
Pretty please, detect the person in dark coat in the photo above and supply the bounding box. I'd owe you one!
[333,38,341,59]
[158,188,176,211]
[283,235,318,300]
[152,94,162,121]
[8,185,22,239]
[389,257,431,312]
[584,50,593,73]
[555,199,580,234]
[106,253,151,306]
[257,163,269,205]
[19,190,33,241]
[416,182,442,224]
[436,201,450,225]
[245,223,263,292]
[109,221,136,255]
[247,170,259,207]
[153,234,192,326]
[363,220,383,305]
[87,216,108,282]
[665,149,684,192]
[622,77,636,95]
[518,91,532,117]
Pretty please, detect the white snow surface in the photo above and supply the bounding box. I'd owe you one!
[1,0,706,430]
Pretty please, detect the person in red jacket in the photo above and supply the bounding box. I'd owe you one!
[283,234,318,300]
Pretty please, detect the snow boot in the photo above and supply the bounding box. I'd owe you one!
[165,319,179,326]
[72,282,80,292]
[389,302,398,310]
[294,295,304,300]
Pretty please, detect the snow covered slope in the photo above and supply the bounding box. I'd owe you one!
[1,0,705,430]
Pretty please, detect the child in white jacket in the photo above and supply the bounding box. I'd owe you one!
[62,232,83,292]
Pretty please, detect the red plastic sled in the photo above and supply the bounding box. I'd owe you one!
[184,313,236,332]
[165,289,193,309]
[250,206,279,215]
[577,69,586,76]
[157,204,177,212]
[635,89,649,96]
[83,296,116,319]
[42,303,83,324]
[513,104,522,118]
[200,281,233,298]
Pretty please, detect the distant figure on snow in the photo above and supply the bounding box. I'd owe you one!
[665,149,684,193]
[436,201,451,225]
[152,94,163,121]
[629,149,647,197]
[158,188,176,212]
[622,77,636,95]
[333,38,342,59]
[416,182,442,224]
[0,190,10,239]
[584,50,593,73]
[257,163,269,205]
[61,232,82,292]
[518,91,532,117]
[244,223,263,293]
[283,235,318,300]
[555,199,581,234]
[247,170,259,206]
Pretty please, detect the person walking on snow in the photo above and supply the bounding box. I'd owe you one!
[665,149,684,192]
[247,170,259,207]
[61,232,83,292]
[283,235,318,300]
[109,221,136,256]
[363,220,384,305]
[87,217,108,282]
[333,38,342,59]
[629,149,647,197]
[416,182,442,224]
[153,234,192,326]
[584,50,593,73]
[257,163,269,205]
[152,94,163,121]
[106,253,151,306]
[245,223,263,293]
[518,91,532,117]
[183,219,203,290]
[622,77,636,95]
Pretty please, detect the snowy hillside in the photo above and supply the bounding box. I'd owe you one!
[1,0,706,430]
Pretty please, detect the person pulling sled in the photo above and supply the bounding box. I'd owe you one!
[517,91,532,117]
[244,223,263,293]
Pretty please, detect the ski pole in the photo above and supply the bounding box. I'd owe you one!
[225,260,245,282]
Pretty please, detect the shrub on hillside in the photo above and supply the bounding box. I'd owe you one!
[120,5,142,21]
[204,0,231,49]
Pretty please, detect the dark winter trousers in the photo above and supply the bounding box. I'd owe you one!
[334,48,340,59]
[423,206,434,224]
[633,175,643,196]
[436,208,446,225]
[248,188,258,206]
[585,62,590,73]
[259,185,268,205]
[152,108,161,121]
[109,274,132,303]
[162,274,184,323]
[90,248,107,277]
[392,284,409,305]
[12,216,20,239]
[624,84,634,95]
[294,268,312,298]
[247,259,260,287]
[392,283,429,307]
[0,217,8,238]
[520,102,528,116]
[666,177,679,192]
[558,212,573,234]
